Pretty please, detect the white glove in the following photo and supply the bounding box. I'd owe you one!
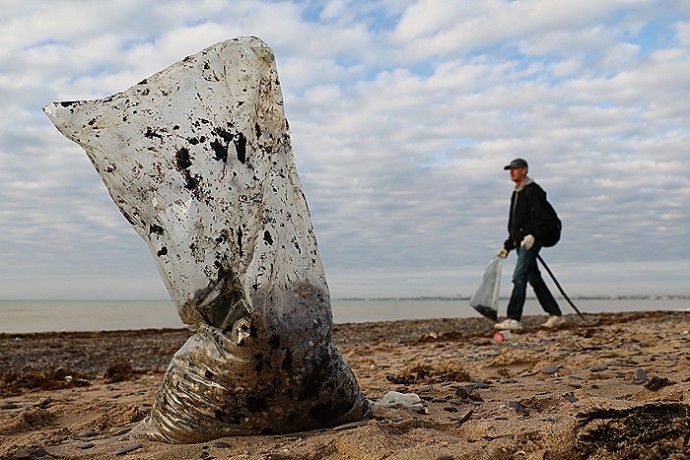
[497,248,509,259]
[521,234,535,250]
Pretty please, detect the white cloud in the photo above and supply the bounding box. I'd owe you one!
[677,21,690,46]
[392,0,642,60]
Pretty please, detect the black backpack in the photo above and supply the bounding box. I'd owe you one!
[542,198,562,247]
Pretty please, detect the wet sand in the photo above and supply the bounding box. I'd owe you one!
[1,310,689,459]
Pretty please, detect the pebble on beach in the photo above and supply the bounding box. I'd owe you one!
[115,443,142,455]
[508,400,530,417]
[563,393,578,403]
[211,441,232,448]
[541,365,559,375]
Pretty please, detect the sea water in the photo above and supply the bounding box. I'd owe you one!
[0,297,687,334]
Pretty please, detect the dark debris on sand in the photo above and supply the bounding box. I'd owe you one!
[0,311,685,397]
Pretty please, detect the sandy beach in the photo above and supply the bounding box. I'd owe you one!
[1,310,689,459]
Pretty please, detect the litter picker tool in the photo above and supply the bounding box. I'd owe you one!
[536,254,585,320]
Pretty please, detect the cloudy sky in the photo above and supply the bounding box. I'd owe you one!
[1,0,688,301]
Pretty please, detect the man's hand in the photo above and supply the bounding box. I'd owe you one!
[521,234,535,250]
[497,248,509,259]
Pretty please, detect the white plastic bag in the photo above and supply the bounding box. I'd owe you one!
[469,256,503,322]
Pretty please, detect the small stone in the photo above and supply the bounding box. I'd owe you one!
[563,394,578,403]
[508,400,530,416]
[591,365,608,372]
[1,403,20,410]
[467,393,484,403]
[34,447,46,457]
[567,382,582,389]
[332,420,369,431]
[473,382,491,389]
[634,368,648,384]
[437,456,455,460]
[454,387,470,398]
[541,365,559,374]
[36,399,51,409]
[418,385,433,392]
[644,375,674,391]
[78,430,97,438]
[453,409,474,425]
[112,427,131,436]
[115,443,142,455]
[77,442,95,449]
[15,449,30,459]
[411,405,429,414]
[212,441,231,448]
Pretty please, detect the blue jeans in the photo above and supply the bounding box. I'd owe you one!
[506,243,562,320]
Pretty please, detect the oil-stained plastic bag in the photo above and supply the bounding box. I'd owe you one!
[469,256,503,322]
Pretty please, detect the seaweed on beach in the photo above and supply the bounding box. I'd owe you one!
[643,375,675,391]
[0,367,91,397]
[104,362,143,383]
[386,363,473,384]
[575,403,690,459]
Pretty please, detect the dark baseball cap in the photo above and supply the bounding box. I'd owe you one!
[503,158,528,170]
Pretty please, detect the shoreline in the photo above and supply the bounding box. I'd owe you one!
[2,310,689,459]
[2,298,688,335]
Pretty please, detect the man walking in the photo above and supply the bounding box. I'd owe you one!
[495,158,565,330]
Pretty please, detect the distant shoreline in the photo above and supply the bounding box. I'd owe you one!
[334,294,690,301]
[1,297,688,334]
[1,294,689,303]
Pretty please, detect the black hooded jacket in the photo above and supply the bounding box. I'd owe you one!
[503,179,554,251]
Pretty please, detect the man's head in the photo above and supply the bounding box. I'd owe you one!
[504,158,528,184]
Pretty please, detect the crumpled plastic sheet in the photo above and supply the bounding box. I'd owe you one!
[44,36,370,443]
[469,256,503,322]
